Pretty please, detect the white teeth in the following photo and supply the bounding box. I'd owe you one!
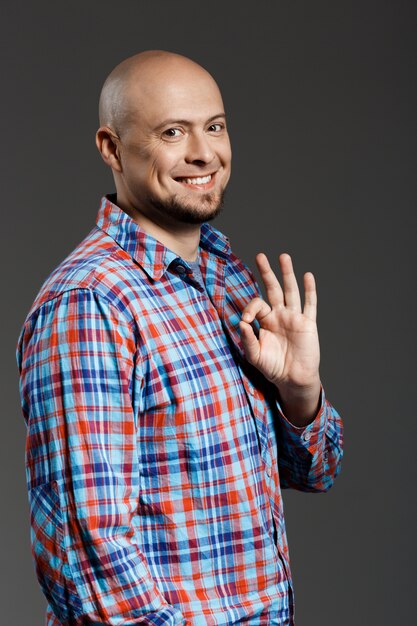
[180,174,212,185]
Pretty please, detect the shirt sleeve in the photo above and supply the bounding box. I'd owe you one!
[17,288,187,625]
[276,388,344,492]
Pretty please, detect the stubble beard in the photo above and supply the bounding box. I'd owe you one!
[146,189,226,225]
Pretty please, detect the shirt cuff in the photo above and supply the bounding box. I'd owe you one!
[276,386,328,455]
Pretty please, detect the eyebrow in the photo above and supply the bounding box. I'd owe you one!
[154,113,226,130]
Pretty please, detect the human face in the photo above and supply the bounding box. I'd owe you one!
[114,68,232,227]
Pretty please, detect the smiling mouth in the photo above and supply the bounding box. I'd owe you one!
[175,173,216,189]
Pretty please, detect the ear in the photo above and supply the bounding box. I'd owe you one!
[95,126,123,173]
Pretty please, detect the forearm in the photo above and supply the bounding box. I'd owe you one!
[277,389,344,492]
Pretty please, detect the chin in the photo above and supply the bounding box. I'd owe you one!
[148,190,225,225]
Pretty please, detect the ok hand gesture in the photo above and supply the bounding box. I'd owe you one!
[239,253,322,426]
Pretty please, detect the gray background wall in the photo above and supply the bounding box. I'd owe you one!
[2,1,416,624]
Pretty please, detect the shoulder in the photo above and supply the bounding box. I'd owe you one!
[24,226,140,322]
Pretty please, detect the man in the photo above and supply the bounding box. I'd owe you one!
[17,51,343,626]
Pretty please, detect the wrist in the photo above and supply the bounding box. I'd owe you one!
[276,377,321,427]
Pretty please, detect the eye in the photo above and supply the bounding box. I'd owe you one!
[162,127,182,138]
[208,123,224,132]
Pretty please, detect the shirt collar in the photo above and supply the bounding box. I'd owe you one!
[96,195,231,281]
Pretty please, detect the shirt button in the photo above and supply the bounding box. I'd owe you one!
[266,466,272,477]
[176,264,187,275]
[303,431,312,442]
[247,385,255,396]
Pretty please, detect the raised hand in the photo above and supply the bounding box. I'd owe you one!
[239,253,321,425]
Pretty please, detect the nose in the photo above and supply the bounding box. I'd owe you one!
[185,131,215,165]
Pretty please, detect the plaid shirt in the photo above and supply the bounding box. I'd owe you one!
[17,196,343,626]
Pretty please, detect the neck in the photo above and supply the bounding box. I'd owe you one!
[118,201,201,262]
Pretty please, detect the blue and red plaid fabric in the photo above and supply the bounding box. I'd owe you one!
[17,196,343,625]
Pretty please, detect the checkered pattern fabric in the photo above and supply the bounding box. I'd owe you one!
[17,196,343,625]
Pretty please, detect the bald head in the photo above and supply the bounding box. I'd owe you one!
[96,50,231,232]
[98,50,221,136]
